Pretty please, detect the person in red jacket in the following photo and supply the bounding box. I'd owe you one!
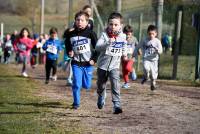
[13,27,33,77]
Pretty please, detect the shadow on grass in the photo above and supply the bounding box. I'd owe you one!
[0,111,40,115]
[7,102,70,109]
[0,75,25,79]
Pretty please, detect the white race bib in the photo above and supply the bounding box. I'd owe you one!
[17,43,27,51]
[46,45,57,54]
[144,47,157,57]
[71,37,91,54]
[105,42,124,56]
[73,44,90,54]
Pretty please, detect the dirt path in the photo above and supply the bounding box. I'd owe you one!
[13,64,200,134]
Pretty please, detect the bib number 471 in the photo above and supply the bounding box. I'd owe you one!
[111,48,121,53]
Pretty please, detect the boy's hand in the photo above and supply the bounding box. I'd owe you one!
[123,56,128,61]
[89,60,95,65]
[109,37,115,44]
[138,49,142,55]
[68,51,74,57]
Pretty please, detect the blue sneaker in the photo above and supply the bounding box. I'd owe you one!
[97,96,105,109]
[122,83,130,89]
[131,72,137,81]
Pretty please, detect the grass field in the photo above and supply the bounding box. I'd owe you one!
[135,53,198,82]
[0,64,81,134]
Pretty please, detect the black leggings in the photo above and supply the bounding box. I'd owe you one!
[45,59,57,81]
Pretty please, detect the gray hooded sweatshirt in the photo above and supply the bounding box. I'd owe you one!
[95,31,127,71]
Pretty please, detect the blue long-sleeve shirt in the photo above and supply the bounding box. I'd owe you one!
[42,38,62,60]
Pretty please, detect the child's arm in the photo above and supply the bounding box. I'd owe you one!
[157,40,163,54]
[42,41,48,50]
[64,34,73,57]
[95,32,110,51]
[153,39,163,54]
[90,31,98,64]
[57,40,63,53]
[133,39,143,57]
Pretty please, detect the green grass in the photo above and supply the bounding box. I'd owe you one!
[134,53,200,86]
[159,53,196,80]
[0,64,82,134]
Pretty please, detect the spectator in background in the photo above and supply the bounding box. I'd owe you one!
[30,34,40,68]
[82,5,94,30]
[13,27,33,77]
[11,30,20,63]
[38,34,47,64]
[161,33,172,53]
[0,42,3,63]
[11,30,18,44]
[61,28,73,86]
[3,34,13,64]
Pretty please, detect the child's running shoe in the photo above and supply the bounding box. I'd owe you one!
[22,72,28,77]
[45,80,49,84]
[97,96,105,109]
[66,78,73,86]
[113,107,123,114]
[122,83,130,89]
[141,77,147,84]
[52,75,57,81]
[71,104,79,109]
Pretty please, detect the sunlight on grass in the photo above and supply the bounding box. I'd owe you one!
[0,64,81,134]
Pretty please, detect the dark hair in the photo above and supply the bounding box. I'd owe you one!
[123,25,133,33]
[63,28,74,38]
[49,27,58,35]
[19,27,31,38]
[82,5,91,10]
[108,12,123,23]
[74,11,89,22]
[147,25,157,32]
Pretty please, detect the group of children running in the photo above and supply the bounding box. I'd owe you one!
[3,5,163,114]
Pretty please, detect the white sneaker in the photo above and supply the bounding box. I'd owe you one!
[52,75,57,81]
[22,72,28,77]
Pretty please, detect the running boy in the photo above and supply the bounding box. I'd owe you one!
[134,25,163,91]
[42,27,62,84]
[122,25,138,88]
[95,12,127,114]
[64,11,97,109]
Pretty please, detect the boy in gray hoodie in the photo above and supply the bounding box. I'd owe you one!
[95,12,127,114]
[134,25,163,91]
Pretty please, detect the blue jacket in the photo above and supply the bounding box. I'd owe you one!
[42,38,62,60]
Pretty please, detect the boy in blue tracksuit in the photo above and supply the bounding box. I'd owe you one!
[64,11,97,109]
[43,27,62,84]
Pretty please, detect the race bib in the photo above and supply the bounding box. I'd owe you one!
[17,43,26,51]
[144,47,156,57]
[46,45,57,54]
[71,37,91,54]
[105,42,124,56]
[73,44,90,54]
